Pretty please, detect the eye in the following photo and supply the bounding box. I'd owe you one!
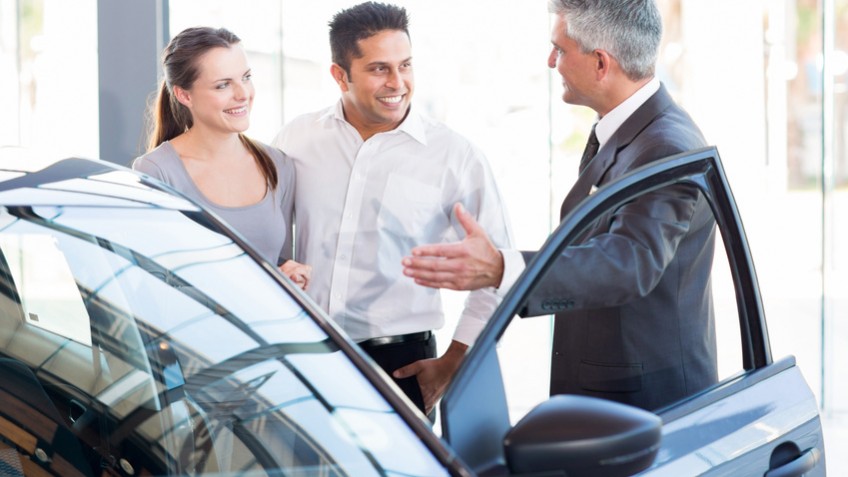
[243,73,252,82]
[216,81,229,90]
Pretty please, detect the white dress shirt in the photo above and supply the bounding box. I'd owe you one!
[499,77,661,291]
[272,101,514,344]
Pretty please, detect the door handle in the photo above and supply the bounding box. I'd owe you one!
[764,448,822,477]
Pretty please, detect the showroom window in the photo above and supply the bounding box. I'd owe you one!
[3,0,845,468]
[163,0,843,419]
[0,0,99,158]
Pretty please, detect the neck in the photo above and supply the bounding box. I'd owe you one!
[177,127,245,161]
[595,76,653,118]
[342,103,408,141]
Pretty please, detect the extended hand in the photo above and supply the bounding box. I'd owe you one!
[392,341,468,414]
[402,203,504,291]
[279,260,312,290]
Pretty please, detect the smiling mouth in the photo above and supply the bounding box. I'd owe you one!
[378,95,404,104]
[224,106,248,114]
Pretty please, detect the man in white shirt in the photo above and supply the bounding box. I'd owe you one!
[402,0,718,411]
[271,1,513,415]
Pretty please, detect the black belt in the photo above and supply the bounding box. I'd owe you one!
[358,331,432,348]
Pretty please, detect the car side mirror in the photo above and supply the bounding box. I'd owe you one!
[503,395,661,476]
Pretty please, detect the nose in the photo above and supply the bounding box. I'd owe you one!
[233,81,248,100]
[386,68,403,89]
[547,48,557,69]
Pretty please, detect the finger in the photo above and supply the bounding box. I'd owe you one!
[402,264,461,283]
[402,255,461,273]
[392,361,422,379]
[453,202,484,238]
[413,277,464,291]
[409,241,467,259]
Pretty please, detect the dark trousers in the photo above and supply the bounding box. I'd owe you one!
[358,332,436,414]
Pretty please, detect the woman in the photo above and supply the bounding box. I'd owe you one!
[134,27,310,289]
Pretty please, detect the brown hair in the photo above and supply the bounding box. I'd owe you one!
[146,26,277,188]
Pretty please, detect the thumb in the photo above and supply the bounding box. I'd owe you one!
[454,203,483,239]
[393,360,422,379]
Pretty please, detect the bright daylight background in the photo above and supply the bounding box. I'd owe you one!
[1,0,846,473]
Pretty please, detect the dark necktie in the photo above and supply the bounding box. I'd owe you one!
[579,124,600,173]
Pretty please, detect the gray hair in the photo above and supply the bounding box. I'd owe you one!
[548,0,662,81]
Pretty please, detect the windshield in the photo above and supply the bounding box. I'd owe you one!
[0,204,448,477]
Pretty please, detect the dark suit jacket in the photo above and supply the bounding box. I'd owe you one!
[522,84,718,410]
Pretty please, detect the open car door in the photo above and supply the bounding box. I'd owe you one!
[440,146,826,476]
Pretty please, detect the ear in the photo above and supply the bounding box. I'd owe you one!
[173,85,192,108]
[594,49,612,80]
[330,64,350,93]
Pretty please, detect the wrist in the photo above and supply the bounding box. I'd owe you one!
[494,250,505,288]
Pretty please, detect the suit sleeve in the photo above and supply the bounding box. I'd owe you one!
[521,180,706,317]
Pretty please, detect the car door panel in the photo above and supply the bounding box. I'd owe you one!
[646,358,823,475]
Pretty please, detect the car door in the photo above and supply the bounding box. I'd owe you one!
[440,146,826,476]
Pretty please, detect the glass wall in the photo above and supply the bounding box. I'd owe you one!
[828,0,848,416]
[0,0,98,158]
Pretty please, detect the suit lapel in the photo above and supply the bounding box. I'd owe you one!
[559,84,675,220]
[559,144,616,219]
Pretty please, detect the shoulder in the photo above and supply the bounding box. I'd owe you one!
[649,109,705,150]
[132,142,179,178]
[257,141,295,183]
[283,107,334,133]
[271,106,335,148]
[628,103,706,164]
[415,110,481,155]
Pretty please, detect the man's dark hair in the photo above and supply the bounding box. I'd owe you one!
[329,2,409,78]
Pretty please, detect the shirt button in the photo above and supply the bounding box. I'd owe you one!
[339,254,347,260]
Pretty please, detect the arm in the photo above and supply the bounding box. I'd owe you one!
[392,340,468,415]
[268,146,313,290]
[522,183,706,315]
[404,186,706,317]
[397,155,516,413]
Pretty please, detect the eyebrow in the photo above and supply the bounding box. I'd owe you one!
[213,68,252,82]
[364,57,413,67]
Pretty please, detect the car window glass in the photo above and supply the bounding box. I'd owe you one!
[497,182,744,419]
[0,233,93,346]
[0,205,449,477]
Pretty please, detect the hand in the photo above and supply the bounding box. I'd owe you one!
[279,260,312,290]
[392,341,468,414]
[402,203,504,291]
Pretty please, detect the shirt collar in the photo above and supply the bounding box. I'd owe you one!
[330,99,428,146]
[594,77,660,150]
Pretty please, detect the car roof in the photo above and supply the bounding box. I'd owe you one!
[0,156,199,211]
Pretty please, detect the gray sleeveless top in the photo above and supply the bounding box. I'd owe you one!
[133,141,295,265]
